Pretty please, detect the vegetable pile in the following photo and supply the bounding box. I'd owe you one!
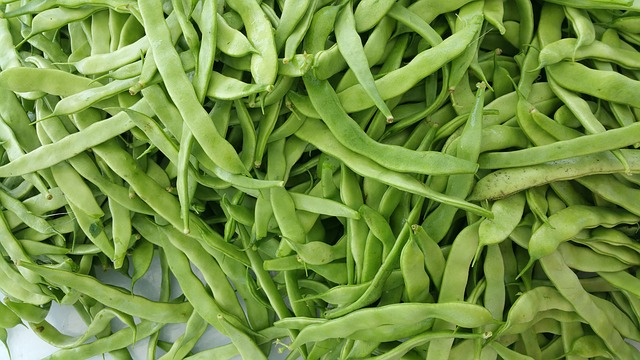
[1,0,640,358]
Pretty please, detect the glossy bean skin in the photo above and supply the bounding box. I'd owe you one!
[471,149,640,200]
[283,302,496,348]
[540,251,640,360]
[335,2,393,120]
[549,61,640,108]
[0,114,135,177]
[421,82,486,243]
[226,0,278,86]
[478,122,640,169]
[475,192,526,263]
[336,15,483,113]
[537,38,640,69]
[302,73,478,176]
[294,118,491,217]
[426,221,481,360]
[139,0,247,176]
[19,261,192,323]
[518,205,640,276]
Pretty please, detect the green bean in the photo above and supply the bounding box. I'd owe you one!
[538,38,640,70]
[407,0,476,24]
[588,227,640,252]
[289,192,359,219]
[400,233,431,303]
[209,14,253,57]
[474,192,526,264]
[109,199,132,269]
[0,114,135,178]
[558,242,631,272]
[226,0,278,86]
[218,313,267,360]
[564,6,596,57]
[66,200,116,260]
[336,15,483,113]
[592,293,640,341]
[0,187,57,236]
[576,174,640,216]
[335,2,393,121]
[29,308,136,349]
[42,320,163,360]
[599,271,640,298]
[567,335,613,358]
[274,0,310,52]
[270,186,306,245]
[76,120,249,266]
[422,82,487,243]
[411,224,445,291]
[449,1,486,90]
[158,311,207,360]
[339,165,367,284]
[20,260,192,323]
[483,245,505,332]
[540,251,640,360]
[426,221,481,360]
[377,331,487,360]
[478,122,640,169]
[0,18,21,70]
[207,71,273,100]
[4,1,640,358]
[0,301,21,329]
[303,74,477,176]
[0,211,48,286]
[254,101,282,168]
[0,67,97,96]
[134,218,251,330]
[549,61,640,108]
[522,205,640,272]
[139,0,247,176]
[73,33,148,74]
[39,119,153,215]
[359,204,395,259]
[353,0,395,32]
[50,159,103,220]
[286,302,496,348]
[2,188,66,234]
[21,6,98,45]
[514,0,535,47]
[2,298,50,324]
[233,99,258,170]
[176,125,195,235]
[484,0,506,34]
[496,286,575,338]
[530,107,584,141]
[294,118,491,217]
[471,150,640,200]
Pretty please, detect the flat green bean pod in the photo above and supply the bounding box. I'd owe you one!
[478,123,640,169]
[18,261,193,323]
[303,73,479,176]
[2,1,640,358]
[523,205,640,273]
[285,302,497,348]
[336,15,483,113]
[471,149,640,200]
[295,118,491,217]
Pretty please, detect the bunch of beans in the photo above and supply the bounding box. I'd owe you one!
[1,0,640,358]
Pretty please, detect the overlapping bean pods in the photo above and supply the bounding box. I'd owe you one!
[0,0,639,359]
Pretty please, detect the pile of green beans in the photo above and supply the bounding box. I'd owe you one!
[1,0,640,358]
